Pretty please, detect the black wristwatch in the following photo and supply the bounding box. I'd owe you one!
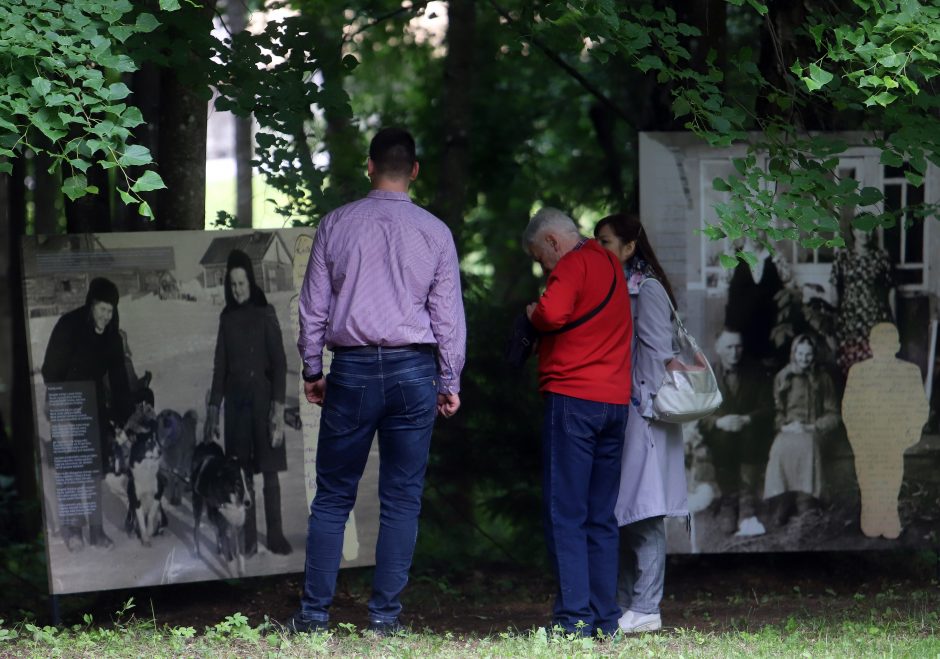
[303,371,324,383]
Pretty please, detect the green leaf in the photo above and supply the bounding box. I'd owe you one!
[118,189,136,205]
[138,200,154,218]
[130,170,166,192]
[671,96,690,117]
[851,213,879,231]
[904,171,924,186]
[857,186,883,205]
[712,177,731,192]
[865,91,897,107]
[160,0,181,9]
[718,253,739,269]
[31,77,52,96]
[118,144,151,166]
[105,82,131,101]
[879,150,904,167]
[109,25,134,42]
[135,13,160,33]
[69,158,91,173]
[808,63,833,87]
[898,76,920,94]
[737,250,759,267]
[802,76,823,92]
[62,174,88,201]
[119,106,145,128]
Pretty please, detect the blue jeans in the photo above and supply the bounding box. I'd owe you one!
[617,515,666,615]
[300,348,438,624]
[542,392,627,635]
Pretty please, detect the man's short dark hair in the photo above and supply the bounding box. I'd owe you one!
[369,127,416,178]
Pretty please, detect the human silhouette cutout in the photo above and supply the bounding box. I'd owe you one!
[841,322,928,539]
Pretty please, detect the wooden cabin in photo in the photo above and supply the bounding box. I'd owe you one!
[199,232,293,300]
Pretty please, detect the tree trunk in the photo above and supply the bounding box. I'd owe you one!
[425,0,476,535]
[429,0,476,243]
[4,158,41,539]
[228,0,254,228]
[123,63,162,231]
[33,140,61,235]
[589,104,626,209]
[156,0,218,231]
[64,163,111,234]
[313,21,364,206]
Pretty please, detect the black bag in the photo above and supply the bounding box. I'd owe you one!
[504,254,619,368]
[505,312,539,369]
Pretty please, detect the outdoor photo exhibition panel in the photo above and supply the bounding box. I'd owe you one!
[640,132,940,554]
[22,229,378,595]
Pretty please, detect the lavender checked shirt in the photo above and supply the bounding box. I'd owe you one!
[298,189,466,394]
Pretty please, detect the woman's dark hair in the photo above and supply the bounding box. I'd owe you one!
[594,213,678,308]
[223,249,268,310]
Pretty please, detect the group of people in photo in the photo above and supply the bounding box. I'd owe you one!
[37,126,931,637]
[697,222,910,543]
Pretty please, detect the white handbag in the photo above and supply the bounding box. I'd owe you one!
[640,280,723,423]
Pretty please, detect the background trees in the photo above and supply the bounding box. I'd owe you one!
[2,0,937,560]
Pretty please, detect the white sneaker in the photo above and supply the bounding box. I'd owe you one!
[618,610,662,633]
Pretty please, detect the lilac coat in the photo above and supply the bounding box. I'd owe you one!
[614,277,689,526]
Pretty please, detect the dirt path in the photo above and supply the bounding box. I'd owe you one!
[27,550,937,635]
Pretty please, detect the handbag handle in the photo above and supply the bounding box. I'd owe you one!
[545,253,619,336]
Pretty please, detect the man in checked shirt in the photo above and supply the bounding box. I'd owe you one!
[285,127,466,635]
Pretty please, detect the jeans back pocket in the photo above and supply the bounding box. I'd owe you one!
[398,376,438,426]
[323,377,366,434]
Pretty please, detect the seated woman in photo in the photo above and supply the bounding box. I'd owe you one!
[764,334,840,526]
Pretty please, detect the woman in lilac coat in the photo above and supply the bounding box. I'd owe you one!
[595,213,688,634]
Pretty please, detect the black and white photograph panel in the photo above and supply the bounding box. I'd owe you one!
[23,229,379,595]
[641,132,940,554]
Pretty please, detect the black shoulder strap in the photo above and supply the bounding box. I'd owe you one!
[545,252,619,336]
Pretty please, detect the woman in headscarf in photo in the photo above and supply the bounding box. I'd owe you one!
[763,334,840,527]
[205,249,292,555]
[42,276,132,551]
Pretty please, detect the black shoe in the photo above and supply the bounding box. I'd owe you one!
[367,619,405,637]
[278,612,328,635]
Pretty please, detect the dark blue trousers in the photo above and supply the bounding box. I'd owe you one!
[300,348,438,624]
[542,392,627,635]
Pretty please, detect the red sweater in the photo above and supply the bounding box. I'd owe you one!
[530,239,632,404]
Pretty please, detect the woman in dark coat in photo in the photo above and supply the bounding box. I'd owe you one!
[41,276,132,551]
[205,249,292,555]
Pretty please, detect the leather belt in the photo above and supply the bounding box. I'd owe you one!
[332,344,436,355]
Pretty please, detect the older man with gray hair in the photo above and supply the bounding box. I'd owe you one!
[523,206,632,637]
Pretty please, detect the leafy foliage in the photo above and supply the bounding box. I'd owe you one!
[0,0,175,217]
[541,0,940,259]
[211,2,380,224]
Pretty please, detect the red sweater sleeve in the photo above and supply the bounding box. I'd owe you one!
[531,255,585,332]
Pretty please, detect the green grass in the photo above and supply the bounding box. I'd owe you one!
[2,603,939,658]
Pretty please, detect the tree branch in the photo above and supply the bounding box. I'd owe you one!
[483,0,633,124]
